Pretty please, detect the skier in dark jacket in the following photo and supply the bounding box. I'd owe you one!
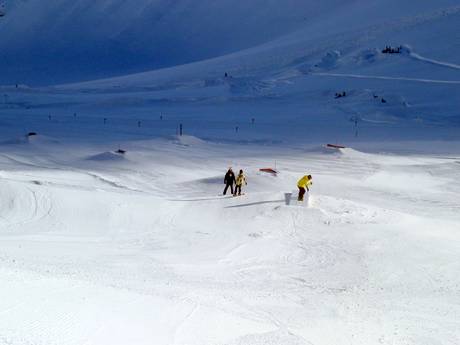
[223,168,236,195]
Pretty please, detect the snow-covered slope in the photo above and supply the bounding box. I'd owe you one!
[1,0,458,131]
[1,0,459,86]
[0,137,459,345]
[0,0,342,85]
[0,2,460,344]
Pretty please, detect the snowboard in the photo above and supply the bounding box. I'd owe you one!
[220,194,236,198]
[232,193,245,197]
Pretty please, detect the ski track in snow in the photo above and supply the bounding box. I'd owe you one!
[313,72,460,84]
[409,51,460,70]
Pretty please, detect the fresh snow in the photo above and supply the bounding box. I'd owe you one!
[0,0,460,344]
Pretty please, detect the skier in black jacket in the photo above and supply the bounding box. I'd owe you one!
[223,168,236,195]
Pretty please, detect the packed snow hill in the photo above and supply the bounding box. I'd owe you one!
[0,0,460,345]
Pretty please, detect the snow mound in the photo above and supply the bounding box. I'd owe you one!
[85,151,126,162]
[311,50,342,71]
[26,134,60,145]
[303,146,372,159]
[304,145,346,155]
[0,134,59,146]
[172,135,207,146]
[353,48,385,65]
[338,147,373,158]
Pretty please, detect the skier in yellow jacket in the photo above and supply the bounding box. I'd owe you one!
[297,174,312,201]
[234,169,247,196]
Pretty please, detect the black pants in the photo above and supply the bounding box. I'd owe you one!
[234,185,242,195]
[298,187,306,201]
[223,183,234,195]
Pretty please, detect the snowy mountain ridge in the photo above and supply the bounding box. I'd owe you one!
[0,0,340,84]
[0,0,459,86]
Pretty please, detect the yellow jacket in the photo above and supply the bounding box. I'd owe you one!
[236,174,246,186]
[297,175,312,188]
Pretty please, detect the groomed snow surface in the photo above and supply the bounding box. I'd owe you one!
[0,135,459,345]
[1,0,460,344]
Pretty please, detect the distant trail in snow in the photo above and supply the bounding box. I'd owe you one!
[313,72,460,85]
[408,51,460,70]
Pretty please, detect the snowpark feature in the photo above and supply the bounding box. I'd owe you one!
[1,0,460,344]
